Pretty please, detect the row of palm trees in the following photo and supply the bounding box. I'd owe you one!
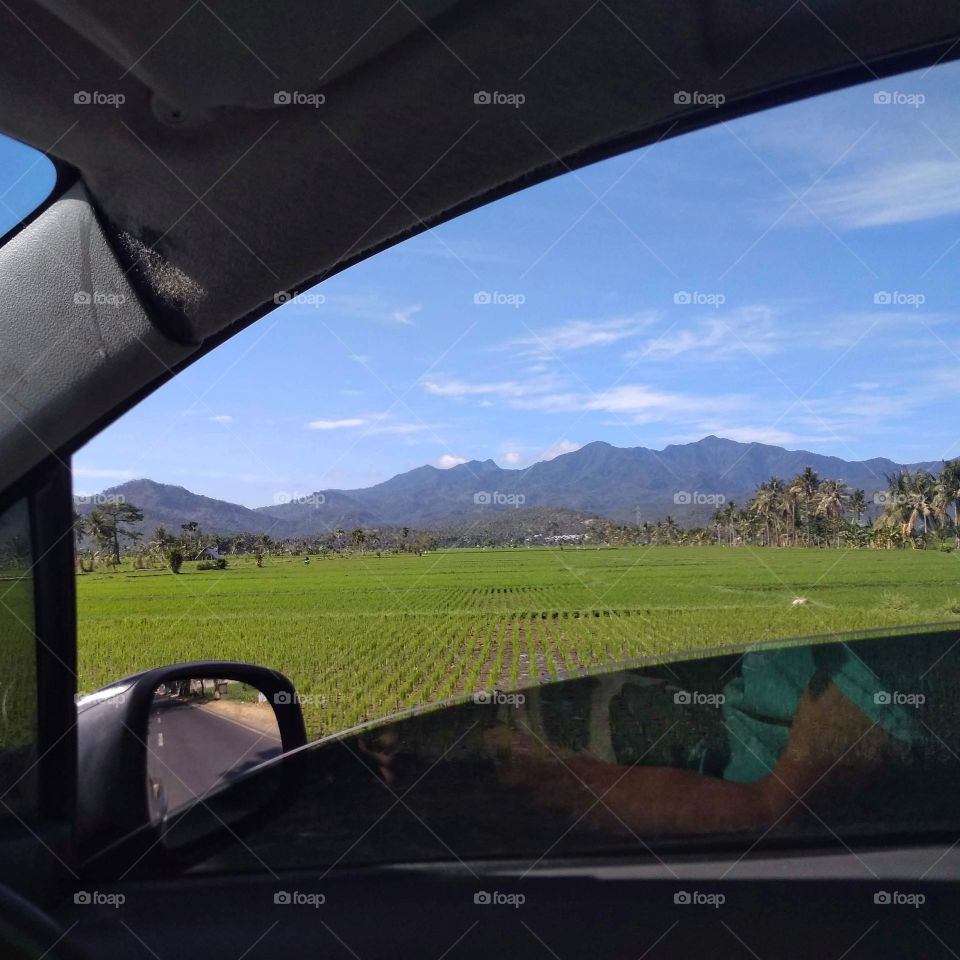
[138,523,415,563]
[709,462,960,549]
[879,464,960,540]
[712,467,864,547]
[584,461,960,549]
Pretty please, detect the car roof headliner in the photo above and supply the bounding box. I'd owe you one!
[1,0,958,351]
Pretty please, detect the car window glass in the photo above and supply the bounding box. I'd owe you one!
[0,496,38,818]
[0,133,57,237]
[71,59,960,873]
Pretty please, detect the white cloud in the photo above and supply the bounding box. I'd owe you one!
[208,415,234,424]
[540,440,581,460]
[325,294,422,326]
[391,304,422,325]
[404,236,515,265]
[422,375,562,399]
[306,415,430,435]
[498,440,581,466]
[436,454,467,468]
[508,315,654,357]
[367,421,430,436]
[73,467,138,480]
[635,308,782,362]
[788,159,960,229]
[520,384,746,423]
[307,418,369,430]
[699,425,798,445]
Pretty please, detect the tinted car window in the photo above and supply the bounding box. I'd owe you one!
[0,496,38,818]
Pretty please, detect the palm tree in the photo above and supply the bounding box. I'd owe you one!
[815,479,850,547]
[788,467,819,545]
[881,469,936,542]
[662,515,679,544]
[72,510,87,548]
[907,470,935,538]
[751,477,784,546]
[149,526,169,560]
[934,459,960,546]
[878,471,908,538]
[851,489,866,525]
[711,505,725,545]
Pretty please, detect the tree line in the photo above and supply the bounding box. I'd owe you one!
[72,505,439,571]
[596,462,960,550]
[70,459,960,569]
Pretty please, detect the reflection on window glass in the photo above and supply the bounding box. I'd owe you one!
[0,133,57,237]
[179,625,960,875]
[0,497,37,817]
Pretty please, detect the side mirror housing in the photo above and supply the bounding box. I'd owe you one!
[75,661,306,862]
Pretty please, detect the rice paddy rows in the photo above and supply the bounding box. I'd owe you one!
[75,546,960,738]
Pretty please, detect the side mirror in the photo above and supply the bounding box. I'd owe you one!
[75,661,306,863]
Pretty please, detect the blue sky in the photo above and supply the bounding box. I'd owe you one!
[3,64,959,507]
[0,136,56,236]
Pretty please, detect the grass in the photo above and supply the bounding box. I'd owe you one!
[75,546,960,739]
[0,569,37,748]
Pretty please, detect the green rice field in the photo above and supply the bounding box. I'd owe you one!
[75,546,960,739]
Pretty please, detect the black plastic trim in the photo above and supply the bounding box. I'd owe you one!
[29,457,78,825]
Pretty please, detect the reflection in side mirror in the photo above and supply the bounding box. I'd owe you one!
[146,679,282,824]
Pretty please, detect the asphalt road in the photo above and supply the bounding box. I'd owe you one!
[147,697,282,819]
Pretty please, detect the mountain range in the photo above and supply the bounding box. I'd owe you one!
[76,436,951,536]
